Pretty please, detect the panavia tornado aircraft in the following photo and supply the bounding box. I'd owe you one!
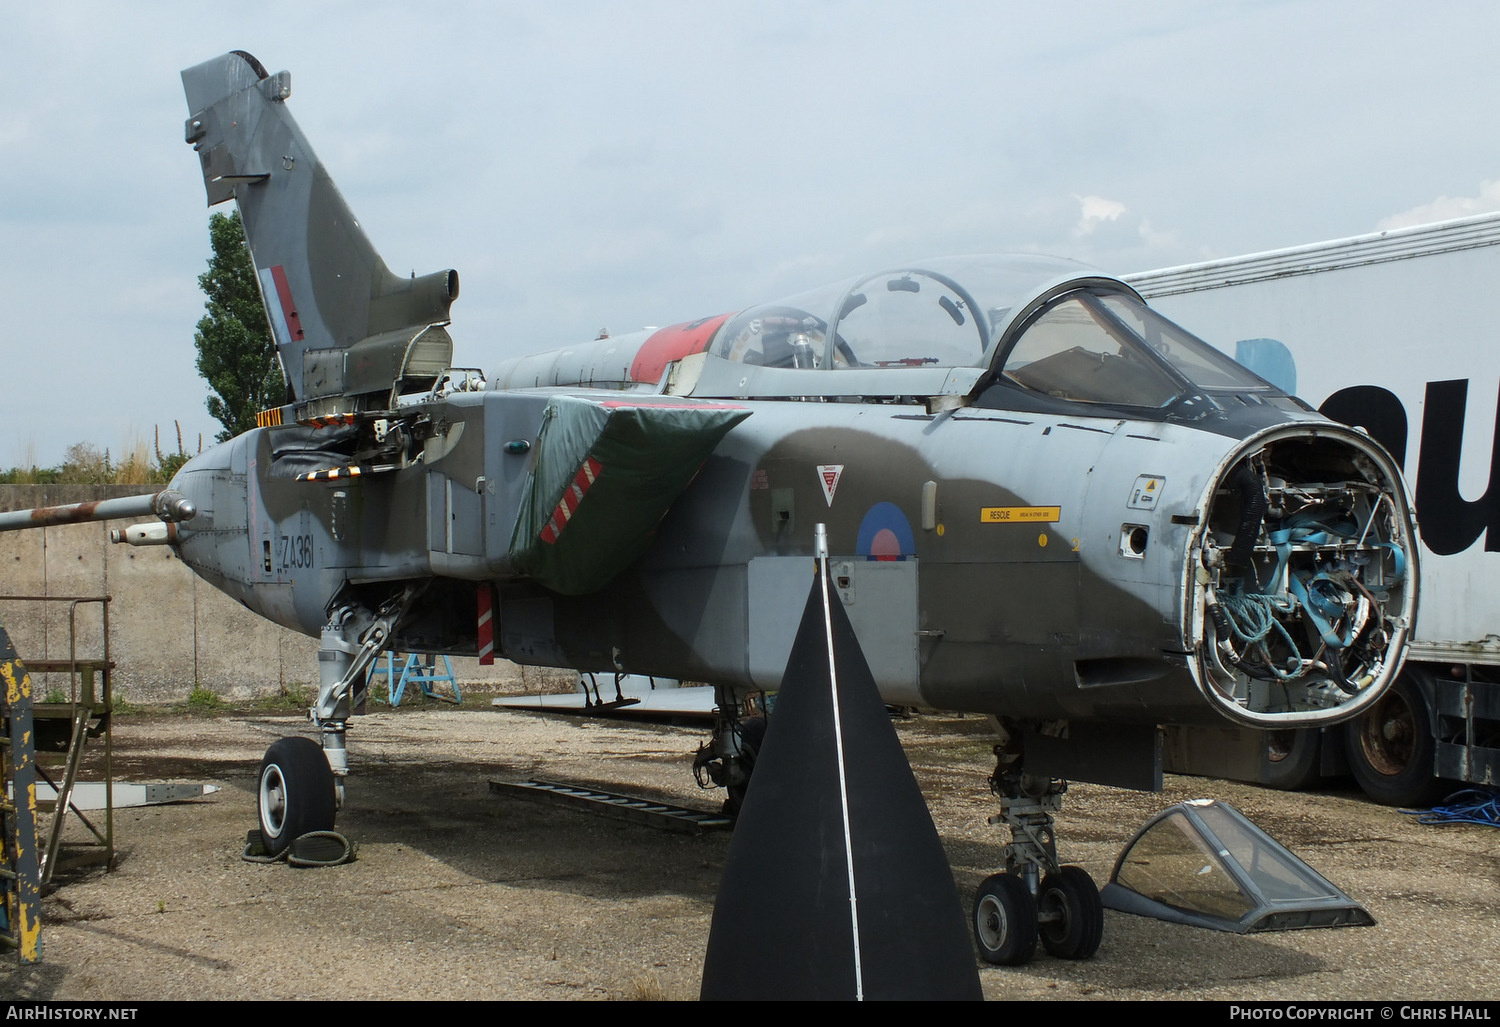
[12,51,1418,964]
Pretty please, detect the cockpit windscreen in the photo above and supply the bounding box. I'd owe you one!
[996,289,1273,410]
[701,256,1275,415]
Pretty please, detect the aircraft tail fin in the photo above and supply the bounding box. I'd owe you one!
[181,52,458,411]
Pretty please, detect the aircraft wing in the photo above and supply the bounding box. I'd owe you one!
[506,394,749,595]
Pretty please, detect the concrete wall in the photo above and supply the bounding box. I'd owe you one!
[0,485,542,703]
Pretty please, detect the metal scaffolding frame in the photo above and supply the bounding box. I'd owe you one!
[0,595,116,890]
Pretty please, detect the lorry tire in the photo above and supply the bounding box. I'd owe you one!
[1259,729,1322,790]
[1343,670,1448,808]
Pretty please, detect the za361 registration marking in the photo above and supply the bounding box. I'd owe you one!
[278,533,314,570]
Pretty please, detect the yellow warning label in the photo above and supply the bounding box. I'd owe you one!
[980,506,1061,523]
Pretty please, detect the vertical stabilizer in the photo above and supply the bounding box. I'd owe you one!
[181,52,458,411]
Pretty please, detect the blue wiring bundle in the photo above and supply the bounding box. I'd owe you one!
[1400,789,1500,827]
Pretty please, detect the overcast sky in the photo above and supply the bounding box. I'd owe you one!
[4,1,1498,467]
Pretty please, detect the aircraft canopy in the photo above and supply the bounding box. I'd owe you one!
[709,255,1272,408]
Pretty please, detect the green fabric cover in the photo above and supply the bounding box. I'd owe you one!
[509,394,749,595]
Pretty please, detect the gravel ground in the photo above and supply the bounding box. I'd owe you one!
[2,703,1497,1002]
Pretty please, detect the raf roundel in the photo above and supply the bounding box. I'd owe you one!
[856,502,916,562]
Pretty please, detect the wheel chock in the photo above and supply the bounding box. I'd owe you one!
[288,830,356,867]
[241,827,356,867]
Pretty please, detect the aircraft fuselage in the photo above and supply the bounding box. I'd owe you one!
[168,377,1407,732]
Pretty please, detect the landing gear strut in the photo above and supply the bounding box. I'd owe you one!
[694,687,766,815]
[972,723,1103,965]
[256,584,423,843]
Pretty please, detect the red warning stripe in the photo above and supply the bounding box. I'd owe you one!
[268,265,305,342]
[477,585,495,666]
[539,457,603,544]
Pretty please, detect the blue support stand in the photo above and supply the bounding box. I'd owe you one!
[390,654,461,707]
[366,653,462,706]
[365,652,397,705]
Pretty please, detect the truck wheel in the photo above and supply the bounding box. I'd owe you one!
[1343,671,1447,808]
[1259,729,1321,790]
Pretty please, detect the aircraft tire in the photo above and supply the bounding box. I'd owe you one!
[1259,729,1322,791]
[1343,669,1448,808]
[258,737,337,857]
[972,873,1037,965]
[1037,866,1103,960]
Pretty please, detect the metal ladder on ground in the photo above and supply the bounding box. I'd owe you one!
[491,779,733,834]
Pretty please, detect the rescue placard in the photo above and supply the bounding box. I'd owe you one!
[980,506,1061,523]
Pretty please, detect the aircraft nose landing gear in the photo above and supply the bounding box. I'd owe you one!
[973,866,1105,965]
[973,726,1104,965]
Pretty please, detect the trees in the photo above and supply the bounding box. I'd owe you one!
[194,211,285,441]
[0,427,197,484]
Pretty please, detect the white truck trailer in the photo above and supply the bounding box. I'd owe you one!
[1127,213,1500,805]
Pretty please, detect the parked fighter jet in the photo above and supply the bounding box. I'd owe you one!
[10,51,1418,964]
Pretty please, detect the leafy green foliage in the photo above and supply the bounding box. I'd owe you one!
[110,693,145,716]
[0,429,197,484]
[252,683,312,711]
[194,211,284,441]
[0,466,61,484]
[186,684,224,712]
[61,442,114,484]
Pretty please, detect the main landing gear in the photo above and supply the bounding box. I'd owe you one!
[693,687,766,815]
[254,585,422,852]
[972,725,1104,965]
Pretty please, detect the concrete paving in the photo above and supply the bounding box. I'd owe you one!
[1,706,1496,1001]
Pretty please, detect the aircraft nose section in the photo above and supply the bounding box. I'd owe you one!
[167,447,228,541]
[154,490,196,523]
[1188,424,1418,729]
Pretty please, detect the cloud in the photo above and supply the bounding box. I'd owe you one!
[1074,194,1127,236]
[1377,181,1500,230]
